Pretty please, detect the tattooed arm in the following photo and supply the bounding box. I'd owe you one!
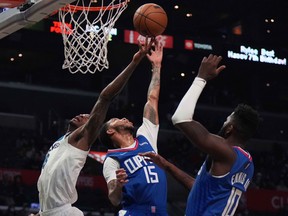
[143,39,163,125]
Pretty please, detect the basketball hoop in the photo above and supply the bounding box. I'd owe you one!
[58,0,129,74]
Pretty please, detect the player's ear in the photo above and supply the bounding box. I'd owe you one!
[225,124,234,136]
[107,128,115,135]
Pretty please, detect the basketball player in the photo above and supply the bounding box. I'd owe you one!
[29,38,154,216]
[100,39,168,216]
[141,54,260,215]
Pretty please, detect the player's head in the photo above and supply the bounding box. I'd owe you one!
[218,104,260,142]
[99,118,135,149]
[67,114,90,132]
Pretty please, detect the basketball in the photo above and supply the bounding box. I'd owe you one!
[133,3,168,37]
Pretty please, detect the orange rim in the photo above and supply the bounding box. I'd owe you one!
[60,0,128,12]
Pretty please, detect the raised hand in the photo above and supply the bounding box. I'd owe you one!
[146,38,163,68]
[197,54,226,81]
[133,36,154,62]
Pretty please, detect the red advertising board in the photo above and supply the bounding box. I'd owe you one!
[0,168,38,186]
[88,151,106,164]
[0,168,107,193]
[247,189,288,212]
[184,39,194,50]
[124,30,174,49]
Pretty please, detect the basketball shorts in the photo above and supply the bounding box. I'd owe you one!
[40,204,84,216]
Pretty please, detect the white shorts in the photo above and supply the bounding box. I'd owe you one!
[40,204,84,216]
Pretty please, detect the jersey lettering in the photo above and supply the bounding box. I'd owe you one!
[244,178,251,190]
[231,172,251,191]
[48,141,60,152]
[222,187,242,216]
[231,172,247,185]
[124,155,150,174]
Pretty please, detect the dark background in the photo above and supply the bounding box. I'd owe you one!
[1,0,288,140]
[0,0,288,215]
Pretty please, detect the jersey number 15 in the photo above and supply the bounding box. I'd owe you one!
[143,165,159,183]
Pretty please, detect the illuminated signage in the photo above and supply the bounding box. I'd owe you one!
[124,30,174,49]
[50,22,117,40]
[227,45,287,66]
[85,25,117,41]
[184,39,213,51]
[194,43,213,50]
[50,21,72,35]
[184,40,194,50]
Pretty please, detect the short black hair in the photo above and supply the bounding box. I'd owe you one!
[99,121,114,149]
[232,104,260,141]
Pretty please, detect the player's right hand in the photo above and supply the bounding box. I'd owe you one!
[133,36,154,62]
[116,168,129,186]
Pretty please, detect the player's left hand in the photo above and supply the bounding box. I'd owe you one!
[146,38,163,68]
[139,152,168,170]
[197,54,226,81]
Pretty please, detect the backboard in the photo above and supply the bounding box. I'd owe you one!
[0,0,129,73]
[0,0,75,39]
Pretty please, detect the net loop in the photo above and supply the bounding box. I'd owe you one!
[59,0,128,74]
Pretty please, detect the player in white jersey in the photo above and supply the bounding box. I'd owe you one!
[29,38,154,216]
[141,54,260,215]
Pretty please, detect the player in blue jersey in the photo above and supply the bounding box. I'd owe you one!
[141,54,260,216]
[30,38,154,216]
[100,39,168,216]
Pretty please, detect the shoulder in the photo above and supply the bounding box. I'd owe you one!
[47,135,66,152]
[103,157,119,183]
[136,118,159,138]
[104,156,119,167]
[143,117,159,127]
[137,118,159,132]
[233,146,252,162]
[136,135,149,142]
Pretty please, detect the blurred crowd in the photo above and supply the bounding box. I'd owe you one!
[0,126,288,215]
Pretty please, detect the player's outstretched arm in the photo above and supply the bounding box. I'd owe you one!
[142,39,163,125]
[139,152,195,190]
[69,38,153,150]
[171,55,232,161]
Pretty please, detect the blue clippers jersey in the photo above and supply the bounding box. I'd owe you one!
[106,135,167,213]
[186,146,254,216]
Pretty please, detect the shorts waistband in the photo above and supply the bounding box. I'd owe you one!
[124,205,166,213]
[40,204,71,216]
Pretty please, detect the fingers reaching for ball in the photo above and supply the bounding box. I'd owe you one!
[146,38,163,68]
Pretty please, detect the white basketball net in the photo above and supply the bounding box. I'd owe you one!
[58,0,128,74]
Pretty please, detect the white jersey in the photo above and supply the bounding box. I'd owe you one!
[37,134,89,212]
